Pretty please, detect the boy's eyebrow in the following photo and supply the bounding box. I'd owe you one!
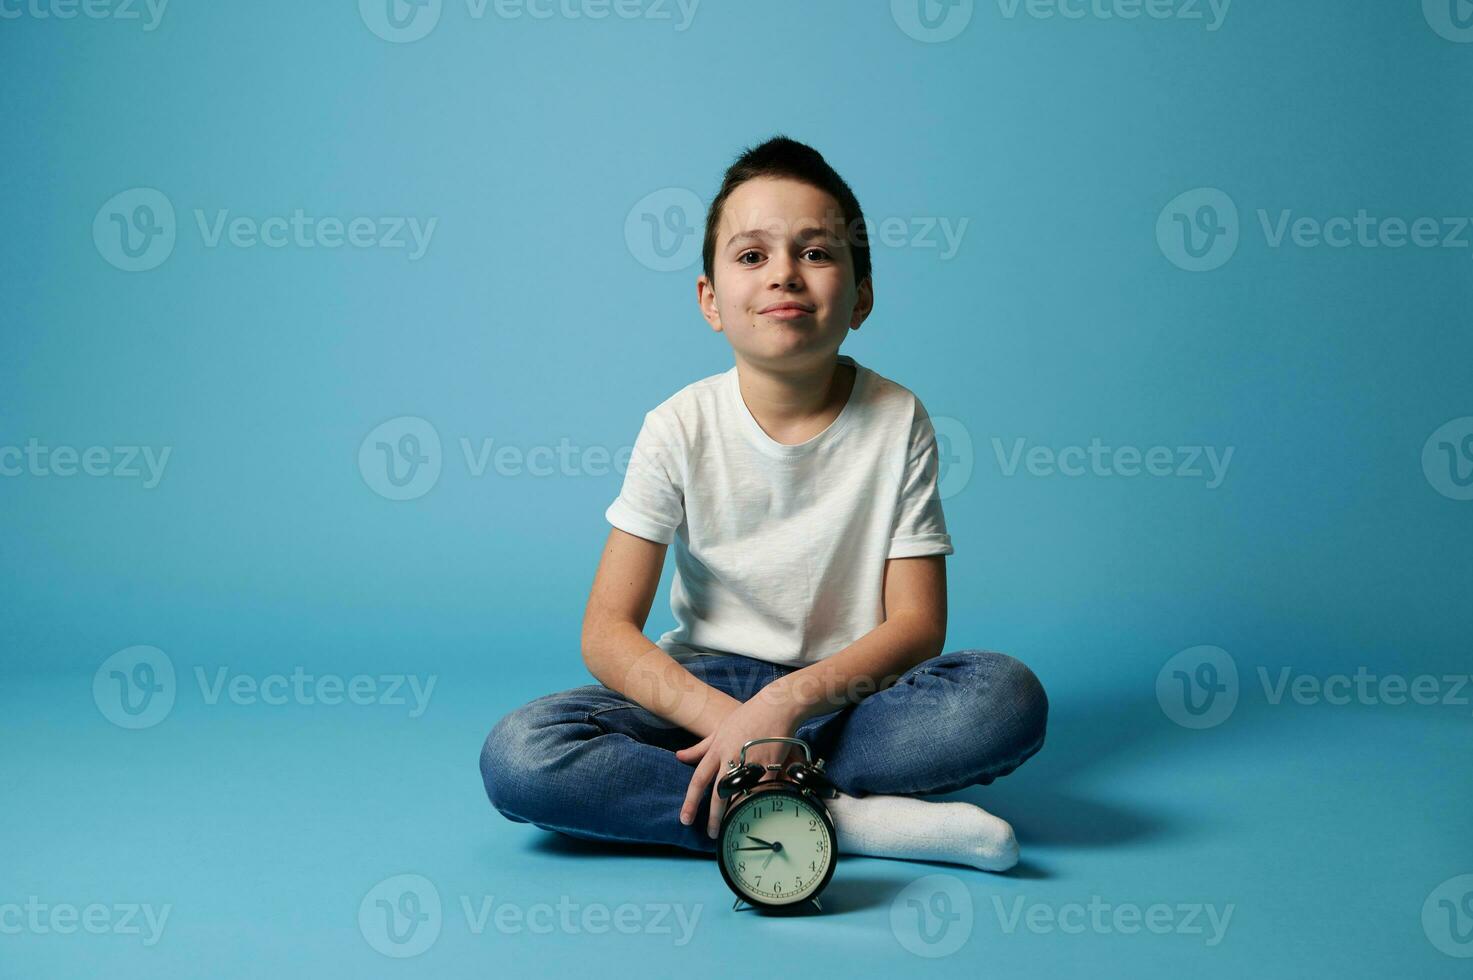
[724,226,839,249]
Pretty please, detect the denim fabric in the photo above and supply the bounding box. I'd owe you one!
[478,649,1048,855]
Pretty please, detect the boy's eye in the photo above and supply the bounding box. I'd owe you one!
[736,248,831,265]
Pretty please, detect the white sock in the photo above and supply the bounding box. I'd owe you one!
[825,790,1020,872]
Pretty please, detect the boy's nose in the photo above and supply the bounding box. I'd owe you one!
[769,270,802,290]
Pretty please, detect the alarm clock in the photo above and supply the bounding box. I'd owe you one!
[715,736,838,913]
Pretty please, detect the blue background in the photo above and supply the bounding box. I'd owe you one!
[2,0,1470,977]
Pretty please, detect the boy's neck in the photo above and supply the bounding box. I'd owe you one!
[733,355,856,446]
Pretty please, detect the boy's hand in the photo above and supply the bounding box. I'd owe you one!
[674,692,803,839]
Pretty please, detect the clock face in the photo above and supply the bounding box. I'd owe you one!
[720,788,834,906]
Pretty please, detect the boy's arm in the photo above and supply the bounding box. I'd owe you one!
[581,527,740,738]
[754,555,948,726]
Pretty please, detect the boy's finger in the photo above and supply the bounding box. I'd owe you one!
[708,779,726,839]
[680,756,712,825]
[675,734,711,762]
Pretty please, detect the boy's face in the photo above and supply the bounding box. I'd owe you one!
[697,176,873,371]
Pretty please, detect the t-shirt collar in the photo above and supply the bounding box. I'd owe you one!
[728,354,866,459]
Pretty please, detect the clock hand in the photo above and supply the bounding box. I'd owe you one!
[745,836,775,848]
[732,846,774,851]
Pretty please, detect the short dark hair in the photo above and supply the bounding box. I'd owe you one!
[702,135,872,291]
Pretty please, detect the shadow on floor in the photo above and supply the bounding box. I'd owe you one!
[923,684,1212,848]
[527,831,710,862]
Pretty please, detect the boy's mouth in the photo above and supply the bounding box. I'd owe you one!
[758,302,816,320]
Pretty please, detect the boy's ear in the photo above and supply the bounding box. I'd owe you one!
[697,275,724,332]
[850,276,874,329]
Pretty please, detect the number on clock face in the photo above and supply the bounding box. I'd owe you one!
[722,793,832,904]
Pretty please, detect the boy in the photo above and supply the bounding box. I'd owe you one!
[480,136,1047,872]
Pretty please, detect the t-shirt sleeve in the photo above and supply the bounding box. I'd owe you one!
[605,410,685,545]
[888,399,954,559]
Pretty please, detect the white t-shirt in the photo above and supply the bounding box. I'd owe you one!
[604,353,953,669]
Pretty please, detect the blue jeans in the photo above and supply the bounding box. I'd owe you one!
[478,649,1048,854]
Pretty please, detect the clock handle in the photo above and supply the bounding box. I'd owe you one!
[735,736,812,768]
